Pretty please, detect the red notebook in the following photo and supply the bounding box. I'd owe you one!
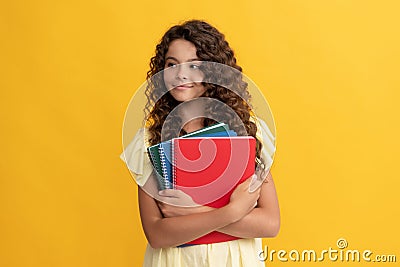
[172,136,256,245]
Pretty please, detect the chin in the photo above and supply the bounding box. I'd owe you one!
[172,96,194,102]
[170,91,202,102]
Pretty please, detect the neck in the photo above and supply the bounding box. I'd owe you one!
[183,118,204,133]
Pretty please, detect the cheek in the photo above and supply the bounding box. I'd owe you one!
[163,69,176,89]
[195,83,207,95]
[191,71,204,83]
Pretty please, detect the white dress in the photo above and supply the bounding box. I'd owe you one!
[120,119,275,267]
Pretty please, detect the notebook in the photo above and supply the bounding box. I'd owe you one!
[147,123,237,190]
[172,136,256,244]
[158,141,173,189]
[147,143,166,188]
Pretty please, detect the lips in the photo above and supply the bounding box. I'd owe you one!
[174,84,194,90]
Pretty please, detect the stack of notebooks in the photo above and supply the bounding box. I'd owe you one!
[147,122,256,245]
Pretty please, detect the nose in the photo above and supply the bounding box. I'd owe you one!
[175,64,188,81]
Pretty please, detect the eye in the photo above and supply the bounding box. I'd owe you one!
[190,64,200,69]
[167,62,177,68]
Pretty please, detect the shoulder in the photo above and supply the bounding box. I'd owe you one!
[120,127,153,186]
[251,117,276,170]
[120,128,150,157]
[130,127,151,146]
[250,117,275,147]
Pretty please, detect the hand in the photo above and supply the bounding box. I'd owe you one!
[156,189,214,218]
[157,189,198,207]
[227,178,261,221]
[157,202,215,218]
[249,164,270,192]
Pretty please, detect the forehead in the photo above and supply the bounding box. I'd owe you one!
[165,39,198,61]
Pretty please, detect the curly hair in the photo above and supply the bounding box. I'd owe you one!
[144,19,262,159]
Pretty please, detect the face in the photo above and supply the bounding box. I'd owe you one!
[163,39,206,102]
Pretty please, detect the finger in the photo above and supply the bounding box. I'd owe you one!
[249,174,263,193]
[253,201,258,208]
[156,194,182,206]
[239,177,252,189]
[156,196,172,205]
[158,189,180,198]
[172,189,189,198]
[157,197,180,206]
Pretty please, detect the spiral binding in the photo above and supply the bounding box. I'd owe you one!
[148,147,164,189]
[172,139,177,189]
[158,144,169,190]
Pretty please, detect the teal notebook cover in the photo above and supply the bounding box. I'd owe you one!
[147,144,168,189]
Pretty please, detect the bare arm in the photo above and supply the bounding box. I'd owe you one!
[217,172,280,238]
[139,178,260,249]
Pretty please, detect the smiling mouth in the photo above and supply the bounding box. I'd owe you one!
[173,84,194,90]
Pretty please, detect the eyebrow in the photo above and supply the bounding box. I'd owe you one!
[165,56,200,63]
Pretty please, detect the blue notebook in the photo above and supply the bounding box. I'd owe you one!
[158,141,173,189]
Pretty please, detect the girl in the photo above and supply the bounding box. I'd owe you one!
[121,20,280,267]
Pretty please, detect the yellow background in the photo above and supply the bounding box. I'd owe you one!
[1,0,399,266]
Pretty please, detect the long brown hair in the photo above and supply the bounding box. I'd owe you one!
[144,20,262,159]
